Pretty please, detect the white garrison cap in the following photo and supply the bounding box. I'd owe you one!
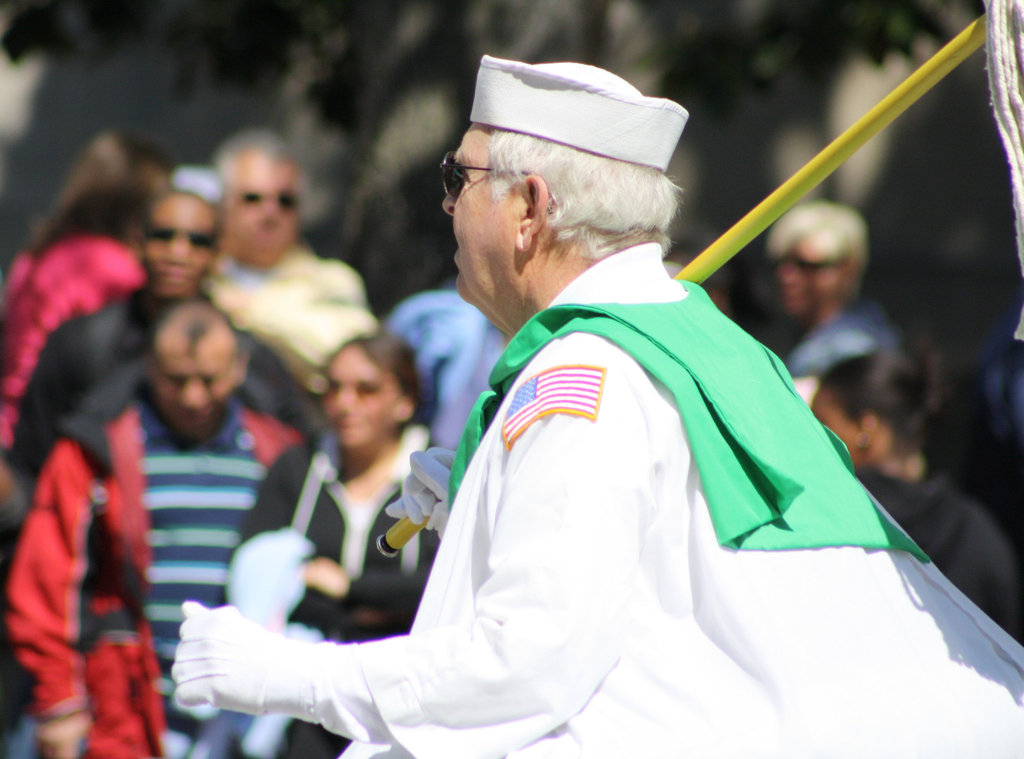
[470,55,688,172]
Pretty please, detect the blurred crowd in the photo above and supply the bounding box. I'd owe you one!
[0,129,1020,759]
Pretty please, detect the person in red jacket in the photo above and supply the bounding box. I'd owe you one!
[0,130,173,446]
[5,298,301,759]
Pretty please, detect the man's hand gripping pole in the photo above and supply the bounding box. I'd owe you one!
[377,448,454,556]
[377,517,427,558]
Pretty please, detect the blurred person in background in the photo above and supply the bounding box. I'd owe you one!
[0,450,31,758]
[662,223,777,344]
[387,284,505,450]
[766,200,899,395]
[0,130,173,447]
[812,349,1022,639]
[230,331,439,759]
[9,187,311,483]
[5,299,301,759]
[962,287,1024,566]
[205,129,377,399]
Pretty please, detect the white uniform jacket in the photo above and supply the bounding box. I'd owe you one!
[316,244,1024,758]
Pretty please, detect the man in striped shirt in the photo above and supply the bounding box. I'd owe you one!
[6,298,300,759]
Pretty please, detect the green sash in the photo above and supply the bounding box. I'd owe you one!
[449,282,926,558]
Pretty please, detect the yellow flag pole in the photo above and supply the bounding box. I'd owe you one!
[677,14,988,284]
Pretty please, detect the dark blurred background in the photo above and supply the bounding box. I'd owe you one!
[0,0,1012,475]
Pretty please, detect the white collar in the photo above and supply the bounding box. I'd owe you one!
[548,243,686,308]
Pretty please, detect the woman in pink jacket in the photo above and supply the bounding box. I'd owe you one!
[0,130,173,447]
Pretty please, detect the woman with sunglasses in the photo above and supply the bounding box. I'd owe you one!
[9,187,311,482]
[229,331,438,759]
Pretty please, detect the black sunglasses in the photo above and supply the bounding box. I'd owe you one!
[145,228,216,249]
[240,191,298,210]
[772,255,840,273]
[441,151,492,199]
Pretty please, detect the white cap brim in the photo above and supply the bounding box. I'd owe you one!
[470,55,688,172]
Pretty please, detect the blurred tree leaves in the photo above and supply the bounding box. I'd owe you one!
[2,0,148,59]
[653,0,980,115]
[0,0,984,127]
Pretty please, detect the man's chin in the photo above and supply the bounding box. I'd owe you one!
[454,271,468,300]
[240,241,289,268]
[170,416,219,444]
[781,297,809,320]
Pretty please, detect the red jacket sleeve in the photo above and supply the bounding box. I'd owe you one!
[5,439,103,717]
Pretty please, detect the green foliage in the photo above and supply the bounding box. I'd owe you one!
[2,0,150,59]
[1,0,354,119]
[0,0,985,124]
[654,0,980,115]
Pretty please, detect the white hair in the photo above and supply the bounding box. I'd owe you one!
[213,128,303,192]
[486,129,682,260]
[766,200,869,267]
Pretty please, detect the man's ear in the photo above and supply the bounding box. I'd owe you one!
[515,175,552,253]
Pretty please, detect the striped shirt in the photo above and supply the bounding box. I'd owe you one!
[138,397,267,734]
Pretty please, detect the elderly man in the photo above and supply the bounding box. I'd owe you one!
[767,199,900,381]
[206,129,377,394]
[173,57,1024,757]
[6,299,300,759]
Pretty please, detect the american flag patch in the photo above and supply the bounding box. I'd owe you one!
[501,365,606,449]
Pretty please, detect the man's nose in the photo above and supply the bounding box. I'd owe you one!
[336,385,363,410]
[775,261,802,282]
[180,378,211,408]
[167,236,195,261]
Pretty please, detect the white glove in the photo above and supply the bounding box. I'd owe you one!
[172,601,320,718]
[385,447,455,535]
